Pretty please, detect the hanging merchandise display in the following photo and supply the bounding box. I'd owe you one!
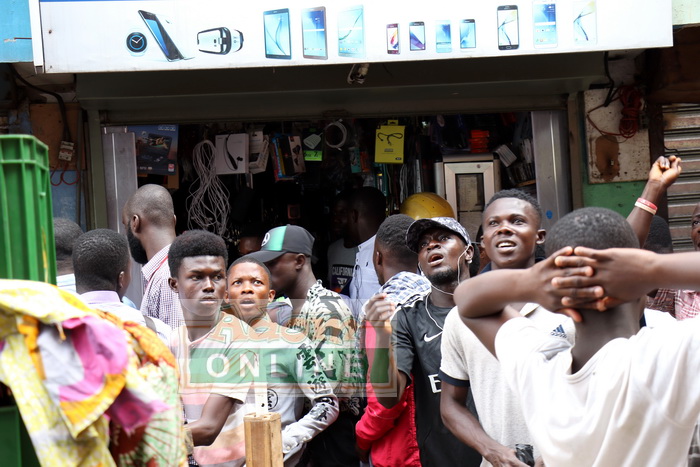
[375,120,405,164]
[128,125,178,176]
[302,128,323,161]
[214,133,249,175]
[39,1,671,73]
[248,127,270,174]
[187,140,230,237]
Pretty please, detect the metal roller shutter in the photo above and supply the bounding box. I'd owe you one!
[663,104,700,251]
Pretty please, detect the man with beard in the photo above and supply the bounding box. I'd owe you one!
[366,217,482,466]
[122,184,181,328]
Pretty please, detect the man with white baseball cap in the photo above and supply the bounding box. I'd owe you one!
[365,217,482,466]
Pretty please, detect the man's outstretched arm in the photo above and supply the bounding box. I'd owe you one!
[441,382,528,466]
[554,248,700,310]
[627,155,681,248]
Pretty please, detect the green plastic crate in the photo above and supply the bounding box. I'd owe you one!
[0,406,40,467]
[0,135,56,283]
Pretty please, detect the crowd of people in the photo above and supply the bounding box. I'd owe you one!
[40,153,700,466]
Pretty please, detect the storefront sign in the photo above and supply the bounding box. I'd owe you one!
[37,0,672,73]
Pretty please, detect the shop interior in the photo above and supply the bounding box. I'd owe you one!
[125,111,541,287]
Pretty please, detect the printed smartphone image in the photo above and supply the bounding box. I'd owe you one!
[338,5,364,57]
[138,10,186,61]
[264,8,291,59]
[409,21,426,51]
[460,19,476,49]
[497,5,519,50]
[302,7,327,59]
[197,27,243,54]
[533,0,557,48]
[386,23,399,54]
[435,20,452,53]
[573,0,597,45]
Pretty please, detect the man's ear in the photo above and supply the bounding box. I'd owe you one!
[268,289,276,302]
[131,214,142,233]
[294,254,306,270]
[168,277,178,293]
[465,243,475,262]
[375,250,383,267]
[117,271,126,292]
[536,229,546,245]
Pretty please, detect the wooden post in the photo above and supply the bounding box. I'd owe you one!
[244,412,283,467]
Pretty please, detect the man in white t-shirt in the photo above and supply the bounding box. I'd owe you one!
[456,207,700,466]
[440,189,573,466]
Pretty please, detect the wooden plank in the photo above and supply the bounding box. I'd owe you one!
[244,412,283,467]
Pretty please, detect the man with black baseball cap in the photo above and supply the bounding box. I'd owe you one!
[366,216,482,467]
[247,225,363,466]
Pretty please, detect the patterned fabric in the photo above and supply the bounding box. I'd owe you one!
[378,271,430,310]
[0,280,184,467]
[97,311,186,467]
[141,244,183,329]
[287,281,363,411]
[647,288,700,320]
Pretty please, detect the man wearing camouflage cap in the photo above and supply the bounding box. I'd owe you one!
[364,217,481,466]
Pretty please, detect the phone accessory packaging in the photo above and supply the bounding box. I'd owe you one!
[215,133,249,174]
[375,120,405,164]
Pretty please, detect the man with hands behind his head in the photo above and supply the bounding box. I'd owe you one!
[457,207,700,466]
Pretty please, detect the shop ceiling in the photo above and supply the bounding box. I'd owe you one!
[75,52,607,124]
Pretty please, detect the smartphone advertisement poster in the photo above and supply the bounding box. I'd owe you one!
[128,125,179,176]
[38,0,672,73]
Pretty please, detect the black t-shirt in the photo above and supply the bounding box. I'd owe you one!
[394,295,482,466]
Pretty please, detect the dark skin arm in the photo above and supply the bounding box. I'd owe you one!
[626,155,681,248]
[455,247,589,355]
[554,248,700,311]
[365,293,408,408]
[441,382,528,466]
[186,394,236,446]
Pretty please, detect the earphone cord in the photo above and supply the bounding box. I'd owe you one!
[429,248,469,297]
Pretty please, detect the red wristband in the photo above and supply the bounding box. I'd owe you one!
[636,198,658,211]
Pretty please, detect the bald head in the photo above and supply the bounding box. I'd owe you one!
[122,184,177,263]
[123,184,175,227]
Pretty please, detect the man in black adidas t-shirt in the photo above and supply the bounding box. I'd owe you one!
[366,216,481,466]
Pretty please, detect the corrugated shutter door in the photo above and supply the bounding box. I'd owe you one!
[664,104,700,251]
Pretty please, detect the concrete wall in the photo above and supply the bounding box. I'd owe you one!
[674,0,700,26]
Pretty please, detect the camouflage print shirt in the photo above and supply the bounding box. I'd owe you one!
[288,280,364,414]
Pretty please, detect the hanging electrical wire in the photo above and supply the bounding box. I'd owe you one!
[11,66,79,186]
[187,140,230,237]
[586,85,643,141]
